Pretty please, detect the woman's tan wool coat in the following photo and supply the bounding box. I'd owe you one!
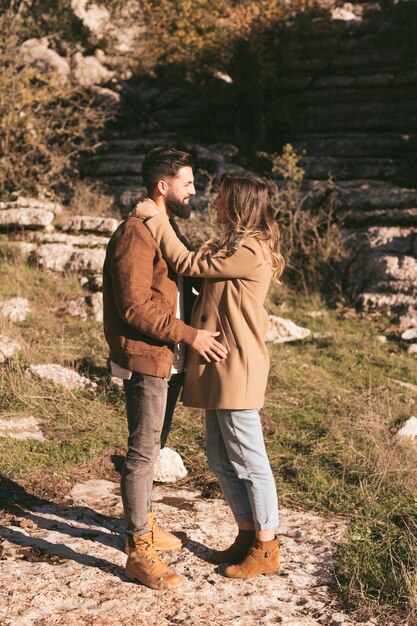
[145,214,273,410]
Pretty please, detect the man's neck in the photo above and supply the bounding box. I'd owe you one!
[151,195,170,217]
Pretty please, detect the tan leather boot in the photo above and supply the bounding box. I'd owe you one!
[210,529,255,564]
[125,512,187,554]
[125,531,182,590]
[224,537,280,579]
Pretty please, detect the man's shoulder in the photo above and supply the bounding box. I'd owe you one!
[111,215,158,247]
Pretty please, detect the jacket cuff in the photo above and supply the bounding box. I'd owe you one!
[180,323,198,346]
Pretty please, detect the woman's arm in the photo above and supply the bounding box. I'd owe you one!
[145,213,262,278]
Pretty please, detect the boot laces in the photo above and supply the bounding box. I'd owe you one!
[136,536,159,564]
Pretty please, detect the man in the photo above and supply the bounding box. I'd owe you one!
[103,147,226,590]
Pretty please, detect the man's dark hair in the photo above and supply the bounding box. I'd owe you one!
[142,147,194,194]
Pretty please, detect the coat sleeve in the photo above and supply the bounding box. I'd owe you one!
[109,222,197,345]
[145,214,263,278]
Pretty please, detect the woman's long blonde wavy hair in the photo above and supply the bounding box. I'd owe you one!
[202,170,285,282]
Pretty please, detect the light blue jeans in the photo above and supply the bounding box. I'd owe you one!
[205,409,279,531]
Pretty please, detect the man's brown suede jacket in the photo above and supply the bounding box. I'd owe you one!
[103,214,198,378]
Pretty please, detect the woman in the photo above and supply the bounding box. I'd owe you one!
[136,170,285,579]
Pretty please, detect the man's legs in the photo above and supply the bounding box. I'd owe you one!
[161,372,184,448]
[121,372,168,537]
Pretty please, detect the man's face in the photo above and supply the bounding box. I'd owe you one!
[165,166,195,218]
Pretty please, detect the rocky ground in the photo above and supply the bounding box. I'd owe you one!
[0,480,381,626]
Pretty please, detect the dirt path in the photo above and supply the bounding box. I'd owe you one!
[0,480,378,626]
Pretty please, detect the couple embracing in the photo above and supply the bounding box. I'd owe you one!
[103,147,285,590]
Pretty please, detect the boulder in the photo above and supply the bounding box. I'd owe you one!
[396,416,417,441]
[0,298,30,323]
[265,316,311,343]
[407,344,417,355]
[0,416,45,441]
[62,215,119,234]
[19,38,70,84]
[29,364,97,391]
[71,0,111,37]
[72,51,115,87]
[401,328,417,341]
[153,447,188,483]
[0,208,54,230]
[30,244,106,274]
[0,335,22,363]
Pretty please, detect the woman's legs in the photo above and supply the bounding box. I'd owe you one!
[205,409,254,524]
[205,408,279,539]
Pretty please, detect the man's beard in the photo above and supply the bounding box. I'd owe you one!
[166,190,192,219]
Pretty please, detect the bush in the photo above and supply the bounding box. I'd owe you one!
[260,144,343,295]
[0,13,113,200]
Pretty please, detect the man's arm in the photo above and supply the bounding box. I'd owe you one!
[109,222,227,362]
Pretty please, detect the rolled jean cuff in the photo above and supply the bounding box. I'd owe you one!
[252,521,279,531]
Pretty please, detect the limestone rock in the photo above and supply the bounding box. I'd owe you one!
[59,297,88,320]
[29,232,109,247]
[28,364,97,391]
[86,292,103,322]
[0,416,45,441]
[396,416,417,441]
[332,3,362,21]
[0,297,30,323]
[0,335,21,363]
[29,244,75,272]
[66,248,106,273]
[0,481,372,626]
[68,479,122,514]
[71,0,111,37]
[5,241,37,260]
[19,38,70,84]
[72,51,115,87]
[407,344,417,355]
[153,447,188,483]
[265,316,311,343]
[63,215,119,234]
[110,376,124,390]
[401,328,417,341]
[30,244,105,274]
[360,293,417,325]
[0,208,55,230]
[80,274,103,292]
[0,197,62,214]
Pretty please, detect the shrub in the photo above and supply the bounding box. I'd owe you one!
[0,13,113,200]
[260,144,343,295]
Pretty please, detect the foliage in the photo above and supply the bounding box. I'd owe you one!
[1,0,90,48]
[259,144,342,295]
[0,14,112,199]
[139,0,230,76]
[139,0,328,75]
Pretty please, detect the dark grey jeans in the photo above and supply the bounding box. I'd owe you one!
[121,371,184,536]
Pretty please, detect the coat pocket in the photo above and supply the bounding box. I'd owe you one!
[217,314,237,353]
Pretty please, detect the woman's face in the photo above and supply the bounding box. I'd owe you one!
[214,183,227,224]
